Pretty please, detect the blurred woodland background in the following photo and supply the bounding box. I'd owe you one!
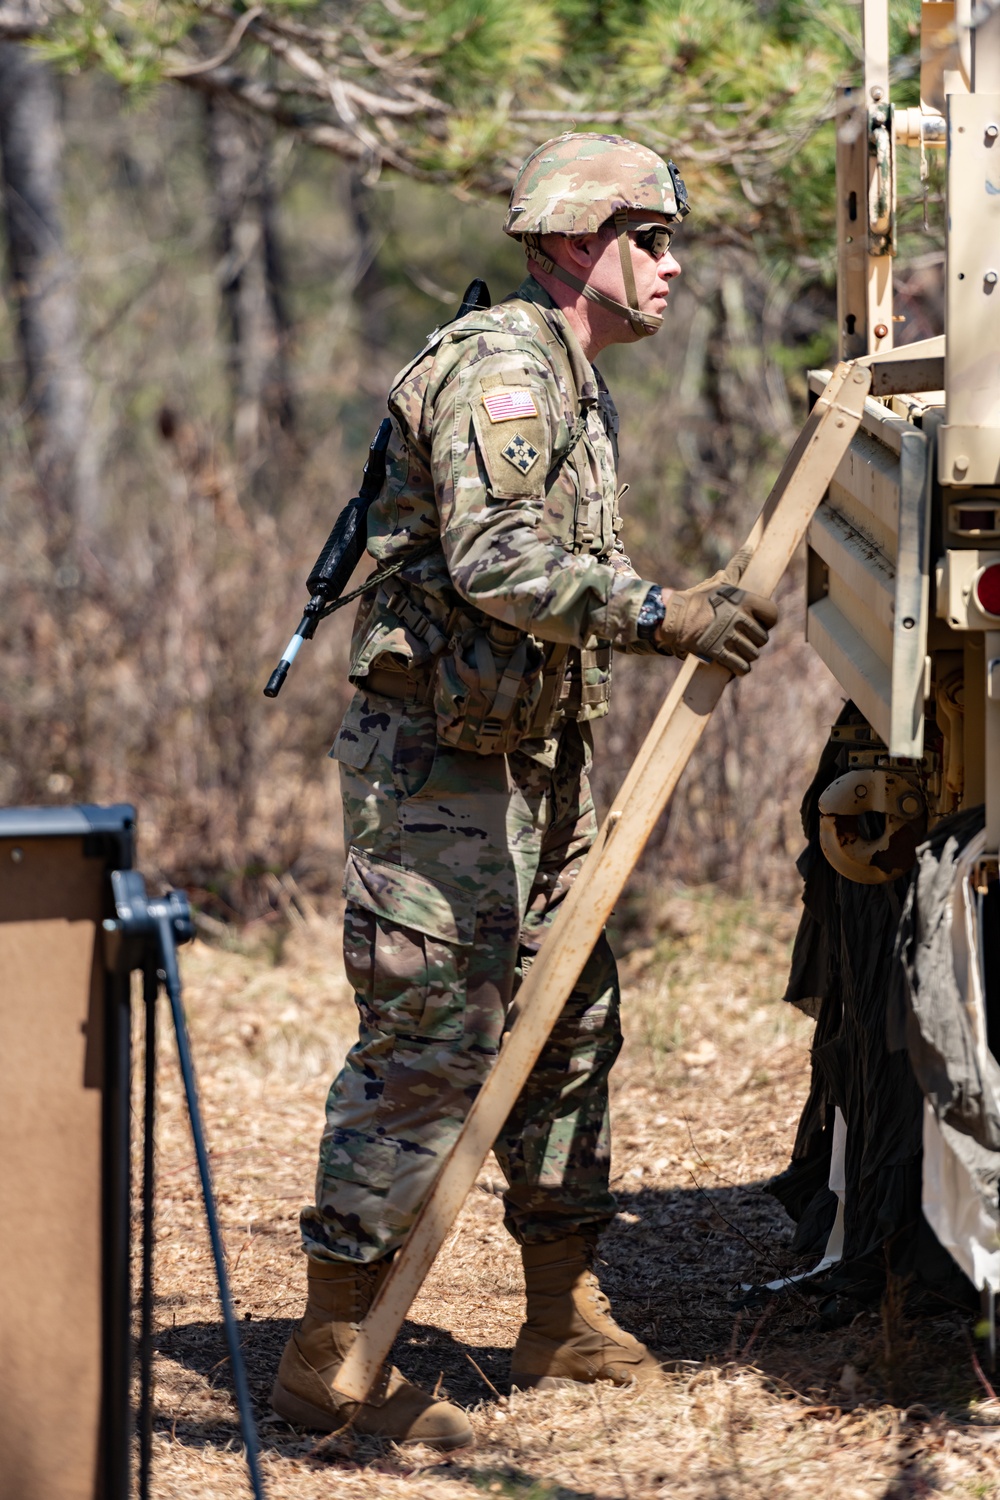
[0,0,947,924]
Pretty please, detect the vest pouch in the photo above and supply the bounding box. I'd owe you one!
[578,641,613,721]
[434,620,545,755]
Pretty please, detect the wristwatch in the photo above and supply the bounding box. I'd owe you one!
[635,585,665,642]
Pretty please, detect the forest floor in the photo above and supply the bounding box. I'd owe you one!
[141,889,1000,1500]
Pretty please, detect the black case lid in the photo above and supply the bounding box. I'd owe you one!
[0,804,136,867]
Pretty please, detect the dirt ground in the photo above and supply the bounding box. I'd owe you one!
[139,888,1000,1500]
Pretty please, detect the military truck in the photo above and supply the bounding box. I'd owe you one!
[783,0,1000,1324]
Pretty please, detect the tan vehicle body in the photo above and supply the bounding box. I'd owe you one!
[810,0,1000,885]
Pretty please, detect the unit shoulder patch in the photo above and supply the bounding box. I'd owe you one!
[469,386,549,499]
[501,433,541,475]
[482,387,539,423]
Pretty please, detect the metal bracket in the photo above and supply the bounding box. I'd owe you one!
[869,102,897,256]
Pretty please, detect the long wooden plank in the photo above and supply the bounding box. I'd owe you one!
[332,360,873,1404]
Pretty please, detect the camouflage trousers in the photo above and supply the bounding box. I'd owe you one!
[299,688,622,1265]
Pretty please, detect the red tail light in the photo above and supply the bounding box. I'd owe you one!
[975,562,1000,618]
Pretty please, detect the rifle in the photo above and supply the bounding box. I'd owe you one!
[263,277,492,699]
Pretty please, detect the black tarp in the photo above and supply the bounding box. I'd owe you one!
[768,705,981,1310]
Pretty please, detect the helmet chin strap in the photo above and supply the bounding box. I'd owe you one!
[525,214,662,338]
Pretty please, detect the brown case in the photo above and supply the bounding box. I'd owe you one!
[0,806,134,1500]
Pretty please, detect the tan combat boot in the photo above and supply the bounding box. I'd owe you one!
[510,1236,663,1390]
[271,1257,473,1448]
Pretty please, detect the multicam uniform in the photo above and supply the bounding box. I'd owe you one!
[300,275,666,1264]
[277,134,778,1441]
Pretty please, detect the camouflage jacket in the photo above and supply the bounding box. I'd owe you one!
[349,276,660,754]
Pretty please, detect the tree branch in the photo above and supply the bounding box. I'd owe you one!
[178,63,447,183]
[0,0,848,231]
[166,6,262,79]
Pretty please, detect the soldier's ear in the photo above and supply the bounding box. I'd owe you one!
[561,232,600,271]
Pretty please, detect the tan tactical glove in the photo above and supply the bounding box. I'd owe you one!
[656,553,779,676]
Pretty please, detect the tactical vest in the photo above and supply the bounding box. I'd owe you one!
[352,297,623,755]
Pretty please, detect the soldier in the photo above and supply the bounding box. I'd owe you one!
[272,133,778,1448]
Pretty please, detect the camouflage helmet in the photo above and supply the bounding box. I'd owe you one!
[504,133,689,338]
[503,132,689,239]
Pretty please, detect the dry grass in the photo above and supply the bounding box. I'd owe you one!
[137,891,1000,1499]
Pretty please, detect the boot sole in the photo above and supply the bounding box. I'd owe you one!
[510,1369,646,1391]
[270,1379,475,1450]
[510,1372,585,1391]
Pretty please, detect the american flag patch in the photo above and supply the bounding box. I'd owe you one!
[482,388,538,423]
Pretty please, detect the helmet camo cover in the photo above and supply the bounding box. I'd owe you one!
[504,132,689,238]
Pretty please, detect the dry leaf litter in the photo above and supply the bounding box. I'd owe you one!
[137,889,1000,1499]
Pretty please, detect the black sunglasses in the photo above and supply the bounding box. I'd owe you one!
[626,222,675,258]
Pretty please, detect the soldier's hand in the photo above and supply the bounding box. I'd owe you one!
[656,576,779,676]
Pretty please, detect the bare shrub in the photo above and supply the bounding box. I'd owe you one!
[0,409,356,918]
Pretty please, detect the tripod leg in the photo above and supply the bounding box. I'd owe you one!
[138,966,158,1500]
[155,916,266,1500]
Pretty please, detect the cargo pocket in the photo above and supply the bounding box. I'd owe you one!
[329,727,379,769]
[343,849,476,1042]
[319,1126,400,1193]
[329,688,400,770]
[329,694,405,855]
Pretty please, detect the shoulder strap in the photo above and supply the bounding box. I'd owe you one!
[512,300,589,478]
[391,303,549,396]
[389,321,460,393]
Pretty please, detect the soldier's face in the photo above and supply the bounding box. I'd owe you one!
[568,212,682,342]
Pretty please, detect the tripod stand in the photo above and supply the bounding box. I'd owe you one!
[104,871,265,1500]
